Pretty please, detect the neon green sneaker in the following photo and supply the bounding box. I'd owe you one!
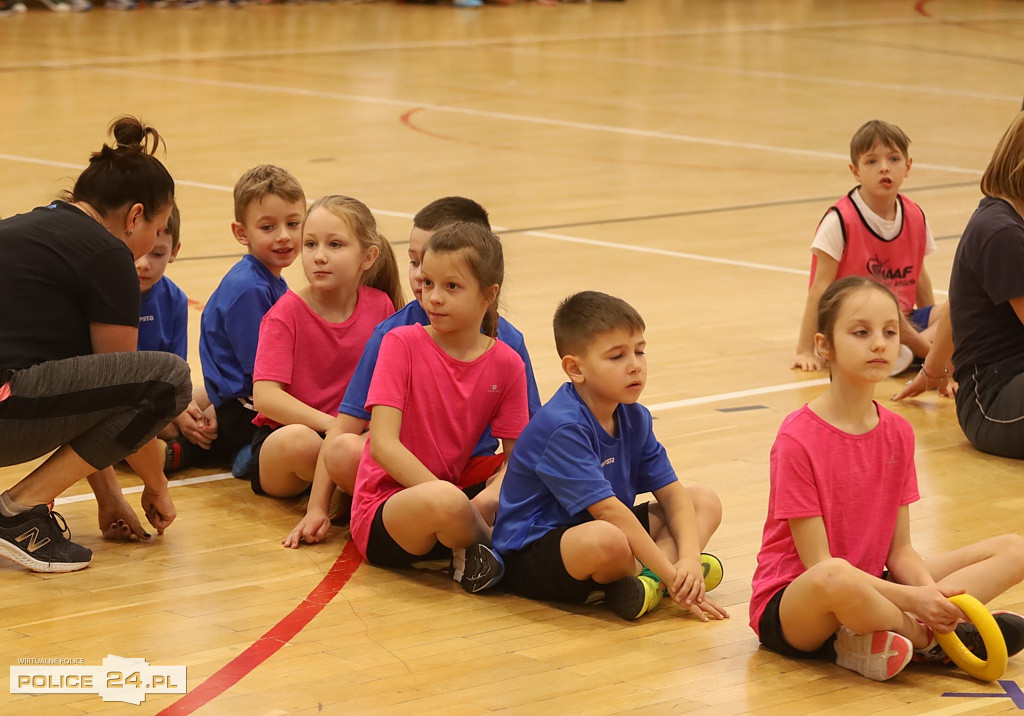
[605,575,663,621]
[701,552,724,592]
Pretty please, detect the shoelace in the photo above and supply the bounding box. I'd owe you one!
[48,509,73,541]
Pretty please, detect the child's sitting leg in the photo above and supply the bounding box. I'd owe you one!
[773,559,922,681]
[370,482,490,564]
[250,424,323,497]
[321,431,366,496]
[916,534,1024,659]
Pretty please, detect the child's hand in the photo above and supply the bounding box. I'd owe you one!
[668,555,706,609]
[791,351,826,372]
[911,584,964,634]
[688,596,730,622]
[282,510,332,549]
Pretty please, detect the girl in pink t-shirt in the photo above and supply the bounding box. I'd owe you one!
[751,276,1024,682]
[250,196,403,522]
[348,221,529,569]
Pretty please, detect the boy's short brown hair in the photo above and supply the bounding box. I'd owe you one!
[553,291,646,358]
[849,120,911,165]
[165,202,181,249]
[413,196,490,232]
[232,165,305,222]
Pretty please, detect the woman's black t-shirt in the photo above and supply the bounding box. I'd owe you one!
[0,201,139,375]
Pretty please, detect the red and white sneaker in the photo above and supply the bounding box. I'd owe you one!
[835,627,912,681]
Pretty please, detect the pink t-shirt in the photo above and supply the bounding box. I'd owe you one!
[252,286,395,429]
[349,324,529,557]
[748,402,920,635]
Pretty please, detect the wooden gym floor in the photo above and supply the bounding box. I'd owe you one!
[2,0,1024,713]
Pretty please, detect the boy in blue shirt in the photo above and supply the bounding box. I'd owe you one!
[136,203,219,471]
[468,291,728,621]
[283,197,541,548]
[199,165,306,470]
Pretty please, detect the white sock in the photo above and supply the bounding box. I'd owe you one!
[0,490,32,517]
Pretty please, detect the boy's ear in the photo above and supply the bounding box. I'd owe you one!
[169,242,182,263]
[848,162,860,181]
[561,353,585,385]
[904,156,912,175]
[231,221,251,247]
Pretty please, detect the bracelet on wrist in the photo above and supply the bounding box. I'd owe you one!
[920,366,948,383]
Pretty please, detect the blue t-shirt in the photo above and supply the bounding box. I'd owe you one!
[338,300,542,457]
[199,254,288,407]
[491,382,678,555]
[138,276,188,360]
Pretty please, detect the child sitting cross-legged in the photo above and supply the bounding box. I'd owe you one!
[467,291,728,622]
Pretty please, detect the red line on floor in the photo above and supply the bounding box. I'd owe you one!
[156,540,363,715]
[914,0,933,17]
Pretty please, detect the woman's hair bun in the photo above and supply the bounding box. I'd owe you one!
[108,115,162,156]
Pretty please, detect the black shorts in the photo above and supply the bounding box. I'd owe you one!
[757,586,837,661]
[247,424,325,496]
[364,481,488,568]
[209,398,259,464]
[500,502,651,605]
[247,424,276,495]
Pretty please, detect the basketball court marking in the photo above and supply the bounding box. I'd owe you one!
[0,148,959,294]
[5,65,979,176]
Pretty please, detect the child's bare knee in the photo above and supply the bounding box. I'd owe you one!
[687,484,722,525]
[806,557,857,597]
[324,433,363,478]
[588,522,634,572]
[421,481,472,523]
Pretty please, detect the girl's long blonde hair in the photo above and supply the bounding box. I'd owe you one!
[304,195,404,310]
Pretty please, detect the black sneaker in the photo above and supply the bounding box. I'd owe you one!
[0,505,92,573]
[603,575,662,621]
[459,543,504,593]
[957,612,1024,659]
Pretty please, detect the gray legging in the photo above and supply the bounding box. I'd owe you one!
[0,351,191,470]
[956,362,1024,460]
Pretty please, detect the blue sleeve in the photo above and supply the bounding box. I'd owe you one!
[226,285,274,375]
[535,425,616,516]
[497,319,542,415]
[338,325,386,420]
[520,343,542,416]
[171,291,188,361]
[635,410,678,494]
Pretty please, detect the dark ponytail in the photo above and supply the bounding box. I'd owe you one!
[67,115,174,221]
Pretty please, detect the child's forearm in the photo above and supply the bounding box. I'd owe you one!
[253,381,335,433]
[915,268,936,309]
[305,456,336,515]
[899,313,931,357]
[795,291,820,355]
[370,441,436,487]
[589,498,676,583]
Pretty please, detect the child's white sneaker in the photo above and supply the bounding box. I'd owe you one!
[834,626,912,681]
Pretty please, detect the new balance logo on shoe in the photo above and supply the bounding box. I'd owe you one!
[16,527,50,553]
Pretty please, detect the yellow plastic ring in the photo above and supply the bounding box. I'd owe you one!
[933,594,1008,682]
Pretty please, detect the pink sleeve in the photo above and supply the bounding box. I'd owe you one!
[253,309,296,386]
[771,432,823,520]
[898,422,920,506]
[365,331,411,413]
[490,355,529,439]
